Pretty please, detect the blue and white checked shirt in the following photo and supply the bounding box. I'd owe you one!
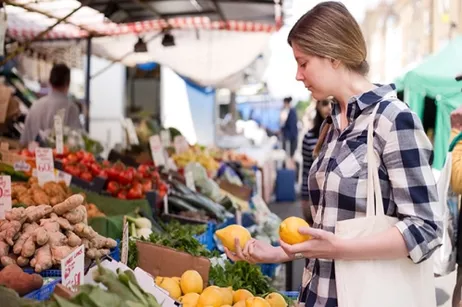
[300,84,443,307]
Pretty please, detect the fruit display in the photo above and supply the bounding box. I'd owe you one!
[12,177,72,207]
[0,194,117,272]
[172,149,220,173]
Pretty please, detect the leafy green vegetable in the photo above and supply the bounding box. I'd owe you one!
[209,260,274,296]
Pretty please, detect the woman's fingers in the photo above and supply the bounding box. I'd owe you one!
[234,238,246,259]
[224,247,241,262]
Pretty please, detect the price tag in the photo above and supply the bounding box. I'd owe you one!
[61,244,85,292]
[160,130,171,147]
[54,114,64,154]
[125,118,140,145]
[35,148,55,186]
[13,161,31,172]
[173,136,189,154]
[121,217,129,265]
[185,171,196,192]
[55,170,72,187]
[149,135,166,167]
[0,176,12,219]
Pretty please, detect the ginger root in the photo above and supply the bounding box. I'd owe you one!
[53,194,84,216]
[13,222,39,254]
[5,207,26,222]
[66,231,82,247]
[0,241,9,258]
[30,244,52,273]
[63,205,86,224]
[25,205,53,223]
[1,254,18,266]
[0,221,23,246]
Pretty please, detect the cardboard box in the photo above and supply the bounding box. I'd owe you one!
[136,241,211,285]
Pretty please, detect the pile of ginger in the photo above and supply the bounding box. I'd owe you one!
[12,177,72,207]
[0,194,117,273]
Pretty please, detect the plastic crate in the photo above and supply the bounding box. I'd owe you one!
[195,222,216,251]
[260,263,280,278]
[24,278,61,301]
[280,291,299,300]
[111,239,121,261]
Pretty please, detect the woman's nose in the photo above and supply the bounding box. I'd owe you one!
[296,68,304,81]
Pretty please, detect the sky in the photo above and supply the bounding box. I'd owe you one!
[264,0,382,101]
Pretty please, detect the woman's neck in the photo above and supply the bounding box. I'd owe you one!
[334,74,377,113]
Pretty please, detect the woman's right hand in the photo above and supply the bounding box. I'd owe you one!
[224,238,282,264]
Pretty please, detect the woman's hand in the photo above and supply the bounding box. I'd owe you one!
[279,227,344,260]
[224,238,284,264]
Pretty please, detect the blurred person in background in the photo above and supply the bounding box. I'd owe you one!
[280,96,299,162]
[20,63,82,146]
[301,98,332,223]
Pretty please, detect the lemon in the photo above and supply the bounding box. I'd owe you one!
[180,270,204,294]
[219,287,234,305]
[155,276,164,286]
[245,297,270,307]
[215,225,251,252]
[279,217,311,245]
[197,287,223,307]
[233,301,246,307]
[159,277,182,299]
[172,277,181,285]
[221,305,233,307]
[233,289,254,304]
[179,293,201,307]
[265,293,287,307]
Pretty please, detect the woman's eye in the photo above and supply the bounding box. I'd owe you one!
[300,62,307,68]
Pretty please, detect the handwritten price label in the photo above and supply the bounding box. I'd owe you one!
[54,114,64,155]
[0,176,11,219]
[149,135,166,167]
[61,245,84,292]
[35,148,55,186]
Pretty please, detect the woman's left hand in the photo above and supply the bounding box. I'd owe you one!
[279,227,344,260]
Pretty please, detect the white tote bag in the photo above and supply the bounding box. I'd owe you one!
[334,104,436,307]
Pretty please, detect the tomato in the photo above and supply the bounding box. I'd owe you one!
[65,165,81,178]
[127,186,143,199]
[107,181,120,196]
[118,170,134,186]
[90,164,102,176]
[61,158,69,165]
[76,151,85,161]
[67,153,79,164]
[80,172,93,182]
[102,160,111,168]
[98,170,108,179]
[106,168,119,181]
[117,190,127,200]
[113,161,126,171]
[141,180,153,193]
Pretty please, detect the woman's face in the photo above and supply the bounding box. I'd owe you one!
[317,100,332,118]
[292,43,338,100]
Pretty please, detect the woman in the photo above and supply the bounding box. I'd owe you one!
[280,97,299,159]
[224,2,442,307]
[301,99,332,223]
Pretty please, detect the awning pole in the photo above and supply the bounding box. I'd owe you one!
[85,36,92,132]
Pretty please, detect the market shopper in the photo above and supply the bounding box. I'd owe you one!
[20,63,82,146]
[280,96,299,159]
[301,99,332,223]
[224,2,442,307]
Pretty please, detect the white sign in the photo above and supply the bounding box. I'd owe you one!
[173,136,189,154]
[149,135,166,167]
[163,195,169,214]
[13,161,31,172]
[185,171,196,192]
[61,244,85,292]
[160,130,171,147]
[55,170,72,187]
[121,218,129,265]
[35,148,55,186]
[125,118,140,145]
[54,114,64,155]
[0,176,11,219]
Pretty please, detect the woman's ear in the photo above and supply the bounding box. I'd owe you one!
[330,58,341,69]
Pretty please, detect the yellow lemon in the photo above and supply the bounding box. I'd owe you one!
[155,276,164,286]
[197,287,223,307]
[180,270,204,294]
[233,289,254,304]
[265,293,287,307]
[219,287,234,305]
[222,305,233,307]
[172,277,181,285]
[215,225,251,252]
[245,297,270,307]
[233,301,246,307]
[279,217,311,245]
[159,277,182,299]
[179,293,201,307]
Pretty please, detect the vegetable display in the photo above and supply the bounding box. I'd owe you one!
[12,178,72,207]
[0,194,117,272]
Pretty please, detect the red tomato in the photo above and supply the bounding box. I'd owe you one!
[98,170,108,179]
[141,180,152,193]
[61,158,69,165]
[106,168,119,181]
[80,172,93,182]
[76,151,85,161]
[107,181,120,196]
[117,190,127,200]
[67,153,79,164]
[127,186,143,199]
[102,160,111,168]
[65,165,81,178]
[90,164,102,177]
[118,170,134,186]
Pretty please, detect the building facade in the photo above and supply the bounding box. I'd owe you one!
[362,0,462,83]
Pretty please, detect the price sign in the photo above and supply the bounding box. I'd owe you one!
[149,135,166,167]
[185,171,196,192]
[173,136,189,154]
[61,244,85,292]
[55,170,72,187]
[13,161,31,172]
[121,217,129,265]
[0,176,11,219]
[54,114,64,154]
[35,148,55,186]
[160,130,171,147]
[125,118,140,145]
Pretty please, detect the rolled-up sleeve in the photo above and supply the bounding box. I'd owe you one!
[382,109,443,263]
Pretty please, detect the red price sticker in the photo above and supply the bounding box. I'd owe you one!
[0,176,11,219]
[35,148,55,186]
[61,245,84,292]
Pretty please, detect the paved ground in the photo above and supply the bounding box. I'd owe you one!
[268,200,457,306]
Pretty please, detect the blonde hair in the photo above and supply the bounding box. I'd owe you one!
[287,1,369,75]
[289,2,368,157]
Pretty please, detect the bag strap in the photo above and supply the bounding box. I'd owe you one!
[366,103,384,217]
[449,132,462,152]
